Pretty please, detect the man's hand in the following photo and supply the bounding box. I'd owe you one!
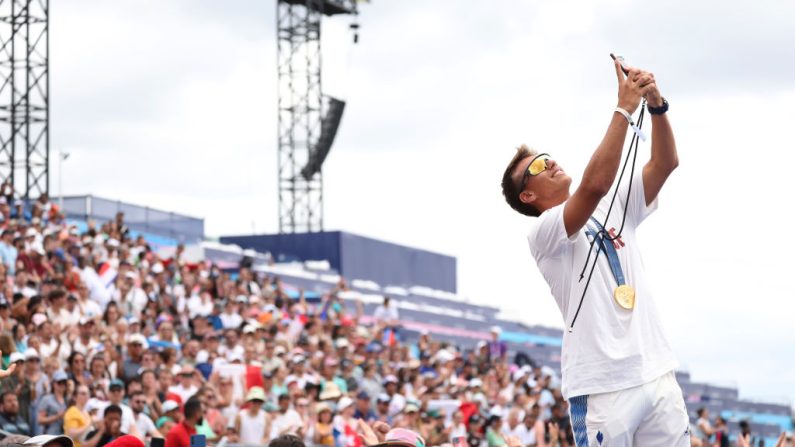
[615,61,657,114]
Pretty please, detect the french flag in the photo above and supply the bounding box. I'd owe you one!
[97,262,117,288]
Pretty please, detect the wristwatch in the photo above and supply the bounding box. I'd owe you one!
[647,97,669,115]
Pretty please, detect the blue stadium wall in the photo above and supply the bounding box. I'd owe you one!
[220,231,457,293]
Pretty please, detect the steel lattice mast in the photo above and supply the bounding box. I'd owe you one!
[0,0,49,199]
[276,0,356,233]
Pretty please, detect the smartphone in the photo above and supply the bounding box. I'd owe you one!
[151,439,165,447]
[190,435,207,447]
[452,437,467,447]
[610,53,630,76]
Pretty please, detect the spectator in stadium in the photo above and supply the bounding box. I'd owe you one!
[485,414,506,447]
[486,327,507,363]
[354,391,376,422]
[89,355,112,395]
[168,365,198,404]
[105,379,139,438]
[0,391,31,435]
[64,385,93,447]
[695,407,714,446]
[270,394,302,439]
[737,420,755,447]
[84,405,125,447]
[0,351,33,427]
[712,416,729,447]
[165,398,202,447]
[373,297,399,327]
[38,370,71,435]
[120,335,146,383]
[129,390,162,440]
[65,352,90,385]
[515,410,545,447]
[546,404,572,447]
[467,413,486,447]
[154,400,180,435]
[312,403,334,447]
[234,387,271,445]
[0,230,17,275]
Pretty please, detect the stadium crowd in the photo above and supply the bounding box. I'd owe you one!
[0,192,786,447]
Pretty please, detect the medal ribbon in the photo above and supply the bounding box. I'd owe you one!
[584,217,626,288]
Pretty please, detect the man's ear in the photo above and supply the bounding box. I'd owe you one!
[519,190,536,205]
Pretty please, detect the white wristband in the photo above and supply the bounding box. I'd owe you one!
[614,107,647,142]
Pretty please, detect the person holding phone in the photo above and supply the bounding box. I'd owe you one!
[501,56,686,446]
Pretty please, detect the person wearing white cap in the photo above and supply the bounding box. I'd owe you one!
[234,387,271,445]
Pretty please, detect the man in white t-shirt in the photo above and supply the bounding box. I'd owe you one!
[501,59,687,446]
[373,296,399,326]
[129,390,163,440]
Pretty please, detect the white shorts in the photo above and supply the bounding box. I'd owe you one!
[568,371,691,447]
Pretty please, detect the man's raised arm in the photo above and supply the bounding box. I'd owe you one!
[563,61,656,237]
[642,86,678,205]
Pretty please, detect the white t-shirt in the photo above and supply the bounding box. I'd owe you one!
[527,170,677,399]
[373,303,399,323]
[270,409,302,439]
[220,312,243,329]
[514,422,541,446]
[134,412,158,438]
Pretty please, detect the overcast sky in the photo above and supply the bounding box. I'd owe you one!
[54,0,795,405]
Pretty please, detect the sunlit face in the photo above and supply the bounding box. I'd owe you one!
[514,153,572,210]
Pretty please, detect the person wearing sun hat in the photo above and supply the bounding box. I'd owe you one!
[234,387,271,445]
[312,402,334,447]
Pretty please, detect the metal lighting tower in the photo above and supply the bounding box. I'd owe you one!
[277,0,357,233]
[0,0,49,199]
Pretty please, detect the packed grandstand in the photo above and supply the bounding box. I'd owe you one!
[0,194,789,447]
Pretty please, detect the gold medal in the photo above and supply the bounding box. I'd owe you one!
[614,285,636,310]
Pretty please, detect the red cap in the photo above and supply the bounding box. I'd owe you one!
[104,435,145,447]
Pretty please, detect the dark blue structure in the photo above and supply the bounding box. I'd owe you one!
[220,231,457,293]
